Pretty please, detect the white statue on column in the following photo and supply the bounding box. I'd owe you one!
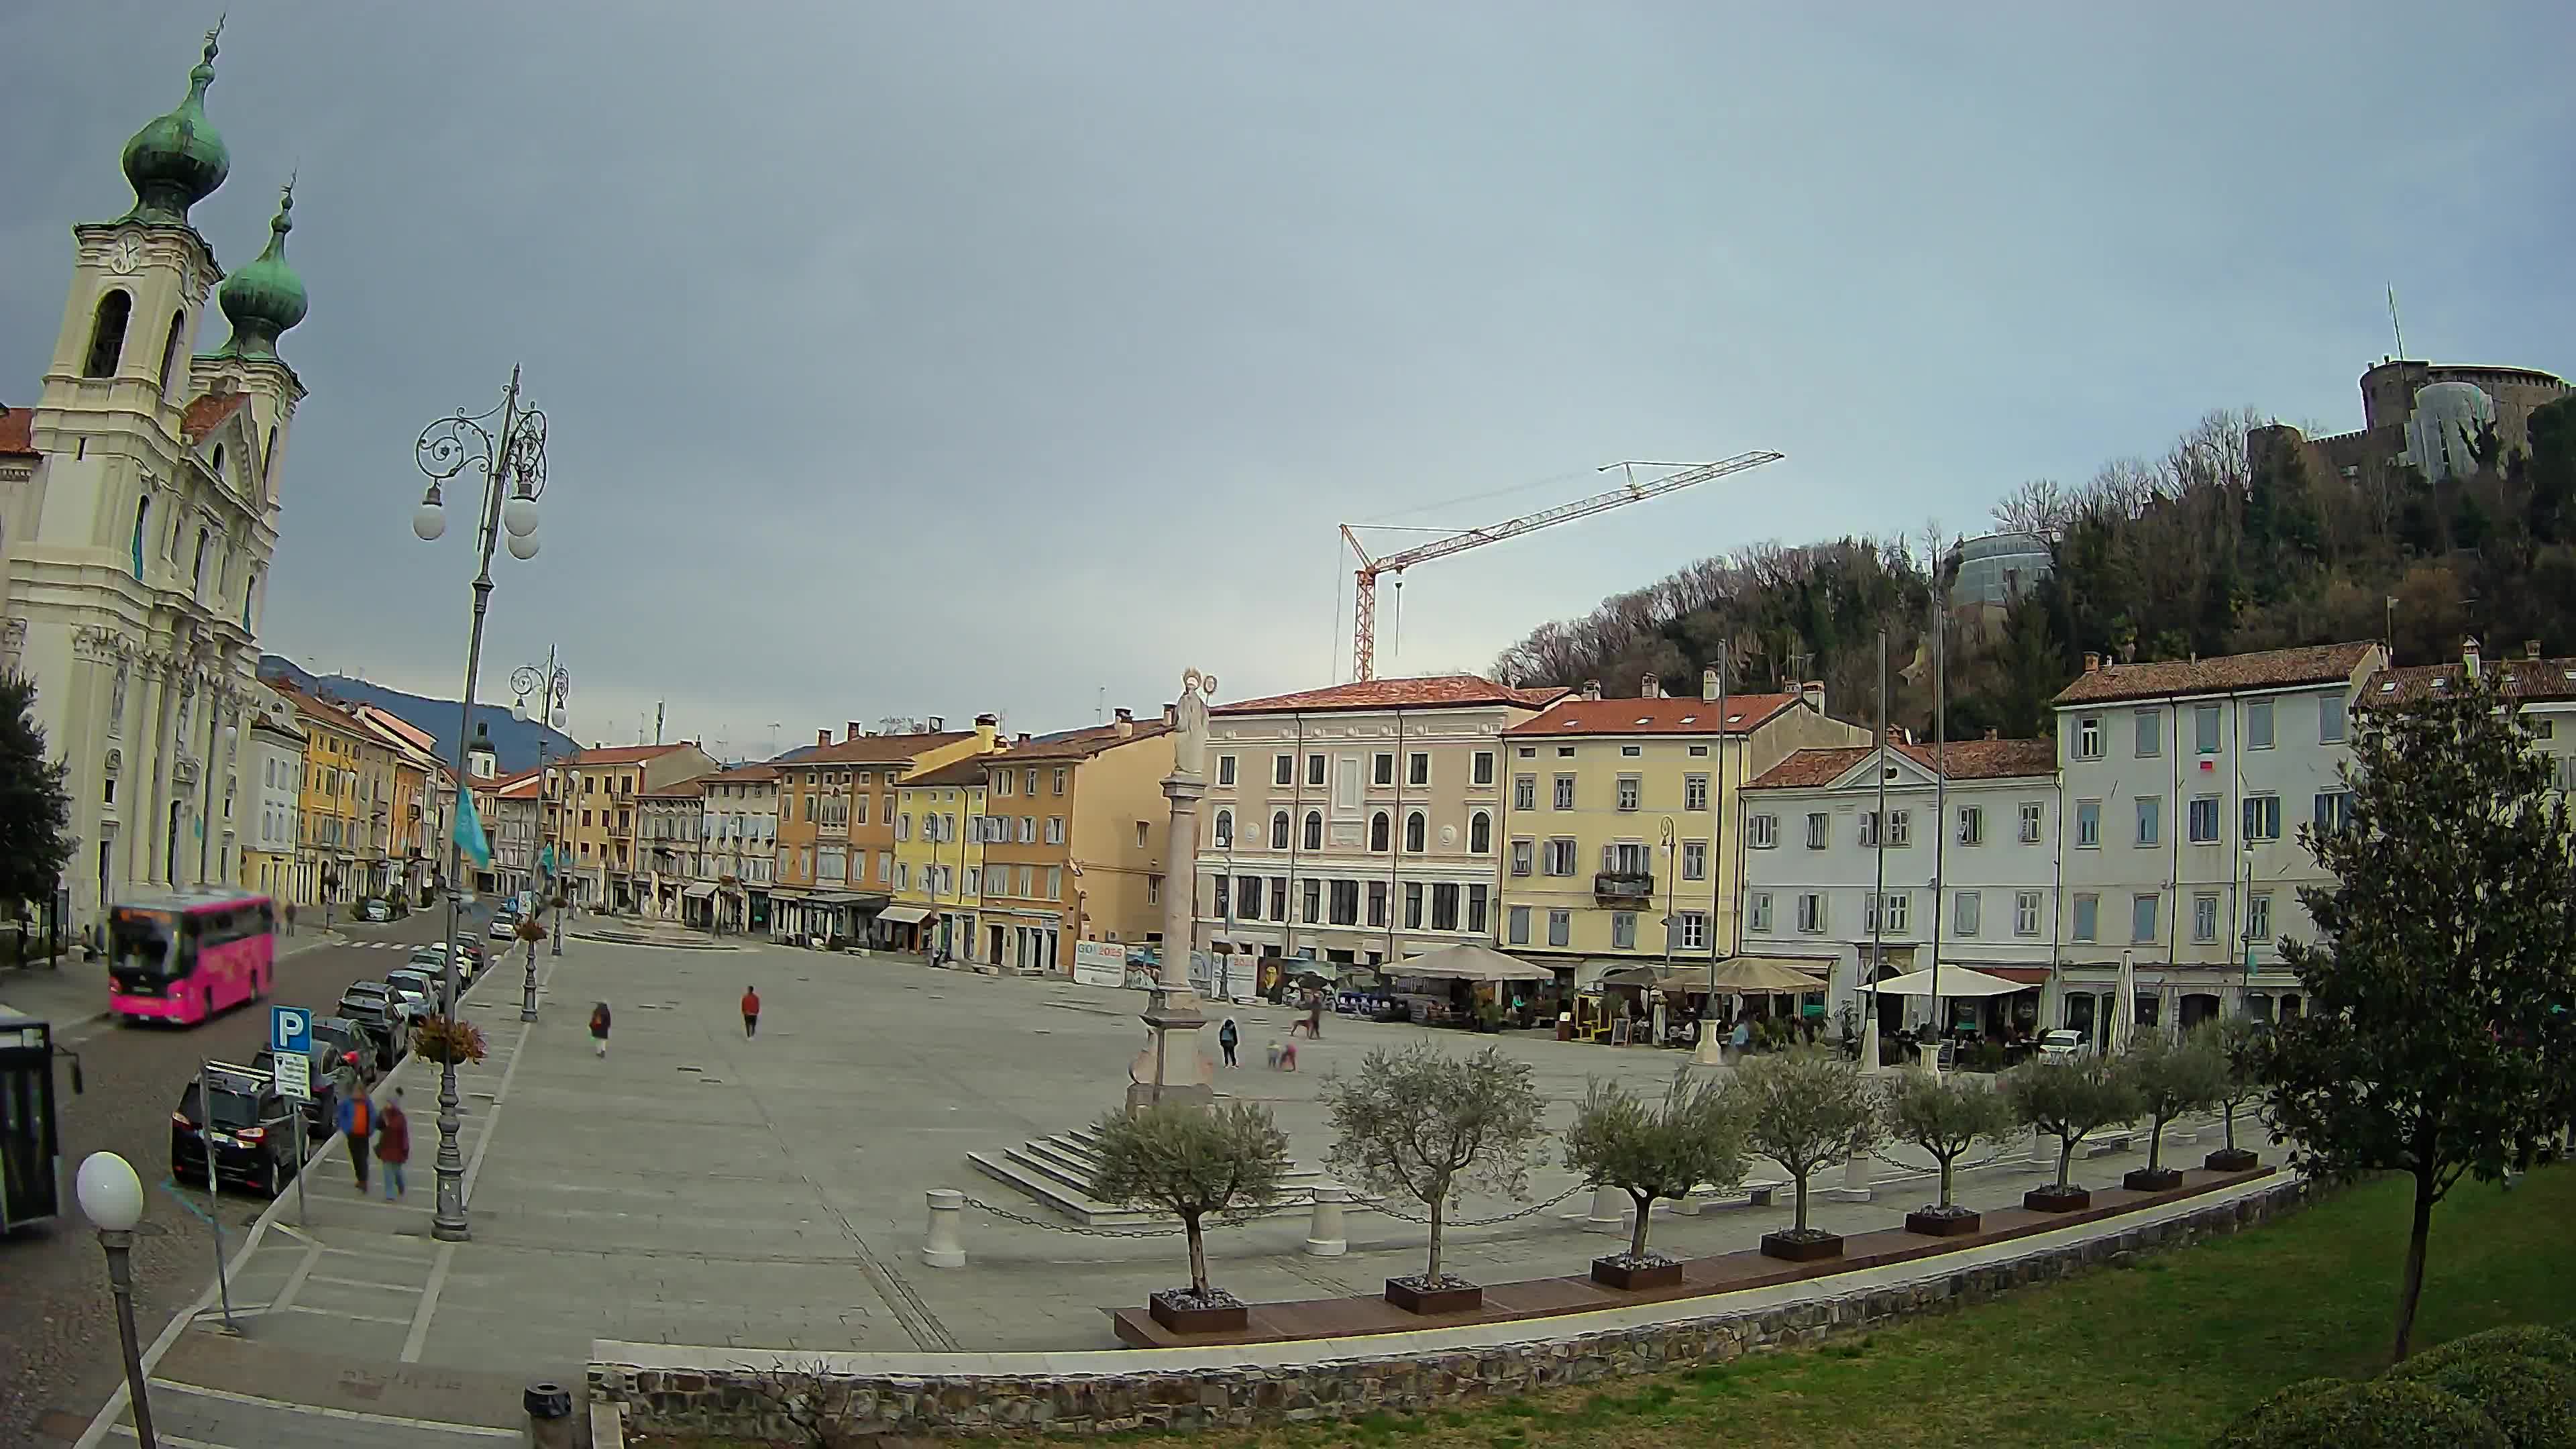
[1128,667,1220,1110]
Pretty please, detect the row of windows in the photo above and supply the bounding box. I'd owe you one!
[1222,750,1498,789]
[1504,904,1707,951]
[1505,837,1707,880]
[1742,885,2277,947]
[991,766,1068,797]
[1213,808,1494,855]
[1209,874,1491,934]
[2071,696,2347,762]
[1743,803,2050,851]
[1506,772,1713,813]
[2069,791,2349,847]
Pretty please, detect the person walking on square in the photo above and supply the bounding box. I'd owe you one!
[590,1001,612,1058]
[1218,1017,1239,1068]
[337,1090,372,1192]
[374,1089,411,1199]
[282,900,297,937]
[1305,991,1324,1041]
[740,985,761,1038]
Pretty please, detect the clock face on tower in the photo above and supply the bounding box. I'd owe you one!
[109,234,142,276]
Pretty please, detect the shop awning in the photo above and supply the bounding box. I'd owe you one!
[1957,964,2051,985]
[877,905,933,925]
[1707,955,1833,993]
[1386,943,1557,981]
[682,882,718,900]
[808,892,881,907]
[1865,965,2025,998]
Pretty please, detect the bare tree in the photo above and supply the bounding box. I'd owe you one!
[1992,478,2072,541]
[737,1357,856,1448]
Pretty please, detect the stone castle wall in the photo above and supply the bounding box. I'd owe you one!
[593,1178,2310,1441]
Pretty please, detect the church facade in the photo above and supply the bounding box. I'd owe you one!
[0,25,311,938]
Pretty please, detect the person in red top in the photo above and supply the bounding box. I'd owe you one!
[374,1089,411,1199]
[741,985,760,1039]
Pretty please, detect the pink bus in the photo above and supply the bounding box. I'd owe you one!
[107,893,277,1026]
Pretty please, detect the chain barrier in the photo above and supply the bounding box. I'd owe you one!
[957,1195,1192,1238]
[1366,1182,1587,1227]
[1866,1112,2228,1175]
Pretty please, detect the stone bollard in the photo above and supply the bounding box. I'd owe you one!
[1826,1151,1874,1203]
[1582,1183,1627,1234]
[1303,1185,1350,1256]
[524,1381,576,1449]
[922,1188,967,1269]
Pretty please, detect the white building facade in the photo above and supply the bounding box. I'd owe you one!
[702,763,780,934]
[2051,642,2384,1040]
[1,32,311,939]
[1741,737,2062,1036]
[242,685,303,901]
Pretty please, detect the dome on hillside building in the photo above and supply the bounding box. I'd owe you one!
[2404,380,2496,483]
[119,25,229,227]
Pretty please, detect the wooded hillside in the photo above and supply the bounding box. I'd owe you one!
[1491,395,2576,740]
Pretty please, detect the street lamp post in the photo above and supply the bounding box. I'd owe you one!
[76,1151,158,1449]
[412,366,549,1243]
[512,653,569,1020]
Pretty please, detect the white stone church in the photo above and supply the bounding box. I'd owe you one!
[0,25,309,940]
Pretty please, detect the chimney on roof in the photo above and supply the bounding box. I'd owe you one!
[847,721,863,743]
[816,729,830,748]
[1701,667,1719,703]
[2463,635,2481,680]
[2083,651,2101,674]
[1800,680,1825,714]
[2527,639,2544,661]
[927,715,945,732]
[1582,679,1602,701]
[1641,672,1661,699]
[1117,708,1138,738]
[975,712,998,750]
[1016,733,1031,746]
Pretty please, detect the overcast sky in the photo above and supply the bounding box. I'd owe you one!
[5,3,2570,757]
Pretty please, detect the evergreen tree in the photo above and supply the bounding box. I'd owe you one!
[0,674,73,913]
[2261,668,2576,1362]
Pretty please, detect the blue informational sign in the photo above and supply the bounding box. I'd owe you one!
[270,1006,311,1055]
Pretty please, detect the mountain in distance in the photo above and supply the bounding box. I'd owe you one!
[256,655,577,775]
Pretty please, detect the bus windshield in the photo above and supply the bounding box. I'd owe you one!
[109,911,178,978]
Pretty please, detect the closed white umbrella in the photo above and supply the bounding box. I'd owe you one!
[2112,950,2137,1056]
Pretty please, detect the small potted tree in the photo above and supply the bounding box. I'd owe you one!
[2003,1055,2141,1212]
[1322,1043,1547,1314]
[1884,1069,2017,1236]
[2120,1030,2229,1191]
[1563,1069,1746,1289]
[1732,1048,1884,1262]
[2202,1018,2267,1172]
[1089,1102,1291,1335]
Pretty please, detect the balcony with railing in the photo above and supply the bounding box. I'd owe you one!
[1593,871,1654,903]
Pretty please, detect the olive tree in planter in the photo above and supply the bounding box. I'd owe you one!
[2202,1018,2269,1172]
[1322,1043,1547,1314]
[1884,1069,2017,1236]
[2002,1055,2142,1212]
[1089,1102,1290,1335]
[2120,1030,2230,1191]
[1562,1069,1746,1289]
[1731,1048,1884,1262]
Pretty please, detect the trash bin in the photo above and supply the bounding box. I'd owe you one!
[524,1381,575,1449]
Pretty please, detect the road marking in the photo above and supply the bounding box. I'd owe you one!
[458,1016,532,1207]
[109,1428,243,1448]
[277,1303,415,1326]
[400,1241,456,1362]
[307,1273,425,1293]
[264,1244,322,1314]
[148,1381,521,1437]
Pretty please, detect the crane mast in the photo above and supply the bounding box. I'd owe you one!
[1343,450,1783,681]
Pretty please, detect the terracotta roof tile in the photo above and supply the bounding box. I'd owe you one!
[639,778,707,798]
[712,763,779,782]
[179,392,250,443]
[566,743,690,766]
[2367,655,2576,706]
[1215,676,1566,716]
[900,757,991,789]
[1503,693,1803,737]
[992,720,1174,761]
[0,406,34,457]
[1748,737,2058,790]
[2051,642,2379,706]
[774,731,975,767]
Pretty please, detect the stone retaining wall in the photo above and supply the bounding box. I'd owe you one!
[594,1179,2308,1441]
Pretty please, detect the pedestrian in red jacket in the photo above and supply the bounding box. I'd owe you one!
[741,986,760,1039]
[374,1089,411,1200]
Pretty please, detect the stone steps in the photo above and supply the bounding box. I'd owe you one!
[966,1127,1352,1228]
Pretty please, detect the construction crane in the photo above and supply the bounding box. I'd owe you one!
[1340,451,1784,681]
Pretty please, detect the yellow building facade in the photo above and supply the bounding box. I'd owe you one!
[1498,674,1866,981]
[276,686,381,910]
[891,758,988,959]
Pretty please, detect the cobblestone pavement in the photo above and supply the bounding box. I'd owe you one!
[0,912,449,1445]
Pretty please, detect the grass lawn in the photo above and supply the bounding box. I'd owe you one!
[643,1165,2574,1449]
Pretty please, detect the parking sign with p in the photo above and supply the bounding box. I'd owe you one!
[270,1006,311,1056]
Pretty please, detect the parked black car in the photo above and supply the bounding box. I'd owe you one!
[170,1062,302,1196]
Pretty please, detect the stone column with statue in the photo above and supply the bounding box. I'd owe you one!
[1127,668,1219,1112]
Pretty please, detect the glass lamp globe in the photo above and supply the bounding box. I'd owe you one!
[506,530,541,561]
[501,493,539,538]
[512,698,531,723]
[76,1151,144,1232]
[412,500,447,542]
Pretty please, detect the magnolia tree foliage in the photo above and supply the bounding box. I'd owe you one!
[2123,1030,2231,1173]
[2004,1056,2143,1190]
[1563,1069,1747,1260]
[2261,668,2576,1363]
[1090,1102,1290,1301]
[1729,1048,1882,1235]
[1322,1044,1547,1285]
[1882,1070,2017,1211]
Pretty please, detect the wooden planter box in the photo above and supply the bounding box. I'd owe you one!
[2123,1167,2186,1192]
[1590,1255,1684,1291]
[1759,1230,1844,1263]
[1147,1291,1247,1336]
[2024,1184,2092,1213]
[1384,1277,1483,1315]
[1904,1208,1982,1237]
[2204,1148,2260,1173]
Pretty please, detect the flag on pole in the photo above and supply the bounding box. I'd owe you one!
[454,786,492,869]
